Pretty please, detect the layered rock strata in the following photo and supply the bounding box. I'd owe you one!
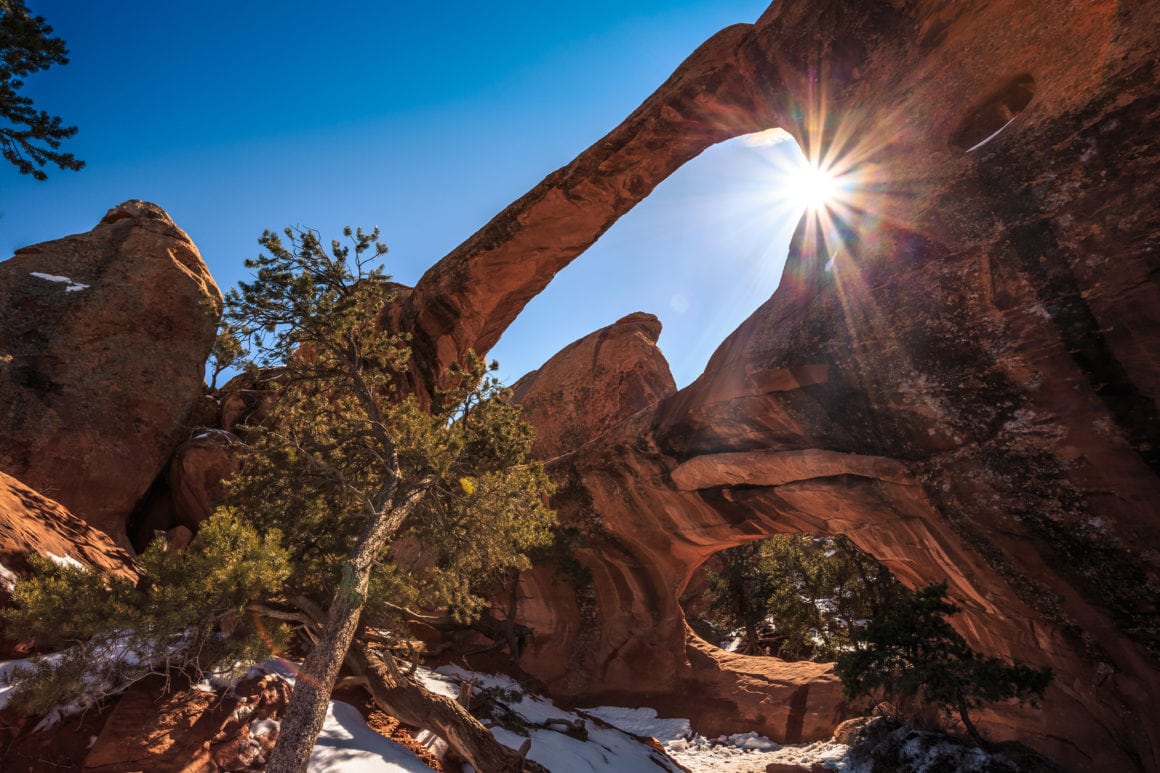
[0,470,137,587]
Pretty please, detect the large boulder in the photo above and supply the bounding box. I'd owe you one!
[0,201,221,545]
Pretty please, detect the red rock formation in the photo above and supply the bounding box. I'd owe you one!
[83,671,292,771]
[0,0,1150,768]
[0,470,137,586]
[510,313,847,745]
[129,428,243,551]
[0,201,222,547]
[0,470,137,655]
[383,22,779,396]
[511,312,676,459]
[382,2,1160,769]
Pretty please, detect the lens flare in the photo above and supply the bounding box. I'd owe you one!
[794,163,838,212]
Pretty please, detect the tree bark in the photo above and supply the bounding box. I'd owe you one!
[348,638,547,773]
[957,697,988,749]
[265,489,424,773]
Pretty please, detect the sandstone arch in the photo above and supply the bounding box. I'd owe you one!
[387,1,1160,769]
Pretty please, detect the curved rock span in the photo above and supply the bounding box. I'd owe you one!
[389,1,1159,770]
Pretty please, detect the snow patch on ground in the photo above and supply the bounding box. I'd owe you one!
[430,666,859,773]
[309,700,432,772]
[583,705,691,741]
[3,655,857,772]
[432,666,684,772]
[30,272,90,292]
[585,704,851,772]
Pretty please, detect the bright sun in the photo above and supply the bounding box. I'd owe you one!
[794,163,837,211]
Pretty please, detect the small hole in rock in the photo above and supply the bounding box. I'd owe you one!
[950,74,1037,152]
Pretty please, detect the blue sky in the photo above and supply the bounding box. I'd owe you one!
[2,1,805,388]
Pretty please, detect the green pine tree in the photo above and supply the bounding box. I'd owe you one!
[3,510,291,716]
[5,225,554,773]
[217,225,554,772]
[0,0,84,179]
[702,534,905,660]
[835,582,1052,746]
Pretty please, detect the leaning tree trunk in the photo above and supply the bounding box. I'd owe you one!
[266,488,423,772]
[348,639,547,773]
[957,697,989,749]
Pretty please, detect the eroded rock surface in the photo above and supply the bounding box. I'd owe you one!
[0,201,222,545]
[83,671,292,772]
[130,428,244,552]
[0,469,137,587]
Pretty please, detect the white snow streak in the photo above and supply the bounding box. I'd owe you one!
[0,561,16,592]
[30,272,90,292]
[46,552,86,571]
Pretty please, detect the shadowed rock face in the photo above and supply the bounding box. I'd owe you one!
[391,1,1160,769]
[0,201,222,546]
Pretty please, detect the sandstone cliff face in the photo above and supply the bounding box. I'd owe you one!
[0,201,221,545]
[380,1,1160,769]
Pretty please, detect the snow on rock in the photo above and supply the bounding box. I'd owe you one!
[29,272,89,292]
[725,730,781,751]
[0,560,16,592]
[582,705,691,741]
[433,666,685,773]
[46,552,87,571]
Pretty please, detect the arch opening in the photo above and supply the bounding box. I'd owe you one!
[491,129,829,390]
[681,533,905,662]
